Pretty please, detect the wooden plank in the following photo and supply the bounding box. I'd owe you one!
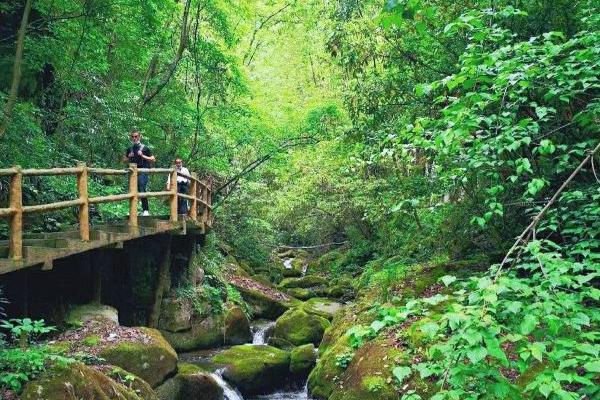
[0,208,16,217]
[22,199,84,214]
[88,168,128,175]
[137,168,173,174]
[89,193,132,204]
[22,167,83,176]
[169,168,178,222]
[0,168,18,176]
[138,190,172,198]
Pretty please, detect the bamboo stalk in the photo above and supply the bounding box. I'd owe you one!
[9,167,23,260]
[77,162,90,241]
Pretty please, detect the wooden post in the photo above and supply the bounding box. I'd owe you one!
[190,172,198,221]
[77,162,90,241]
[169,167,178,221]
[129,163,138,228]
[9,166,23,260]
[148,234,172,328]
[206,176,213,226]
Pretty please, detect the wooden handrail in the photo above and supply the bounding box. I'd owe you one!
[0,163,213,261]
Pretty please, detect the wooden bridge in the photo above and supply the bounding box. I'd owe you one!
[0,163,213,275]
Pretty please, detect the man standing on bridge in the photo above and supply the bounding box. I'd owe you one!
[124,130,155,216]
[166,157,190,215]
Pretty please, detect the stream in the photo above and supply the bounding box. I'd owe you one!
[181,320,312,400]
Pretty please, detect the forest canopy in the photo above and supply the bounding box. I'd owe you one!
[1,0,599,398]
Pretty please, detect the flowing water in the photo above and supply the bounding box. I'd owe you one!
[252,320,276,345]
[283,258,294,269]
[210,369,245,400]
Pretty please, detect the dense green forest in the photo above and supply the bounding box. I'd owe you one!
[1,0,599,399]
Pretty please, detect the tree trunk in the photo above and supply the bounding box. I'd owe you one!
[0,0,33,139]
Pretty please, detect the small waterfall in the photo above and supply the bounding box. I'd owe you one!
[283,258,293,269]
[211,369,245,400]
[252,384,309,400]
[252,321,276,345]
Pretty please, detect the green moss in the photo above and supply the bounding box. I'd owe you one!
[302,298,343,320]
[212,344,291,395]
[83,334,101,347]
[290,344,317,375]
[223,304,252,345]
[362,376,387,393]
[279,275,328,289]
[274,308,330,346]
[99,327,177,388]
[161,315,224,351]
[157,363,223,400]
[21,362,157,400]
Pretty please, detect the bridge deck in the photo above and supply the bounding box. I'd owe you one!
[0,216,206,275]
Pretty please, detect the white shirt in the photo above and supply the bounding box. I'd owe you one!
[167,166,190,186]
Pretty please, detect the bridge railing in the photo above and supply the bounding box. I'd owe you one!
[0,163,212,261]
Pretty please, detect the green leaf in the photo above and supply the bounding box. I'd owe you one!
[420,322,440,338]
[466,346,488,363]
[440,275,456,287]
[392,366,412,384]
[583,360,600,373]
[520,314,538,335]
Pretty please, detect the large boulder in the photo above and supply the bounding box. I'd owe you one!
[279,275,328,289]
[65,303,119,326]
[21,362,157,400]
[156,363,223,400]
[273,308,330,346]
[223,304,252,345]
[212,344,291,395]
[161,315,223,352]
[99,327,178,387]
[303,298,343,321]
[158,298,192,333]
[229,275,297,319]
[290,344,317,376]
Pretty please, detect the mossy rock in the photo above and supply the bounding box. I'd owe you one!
[273,308,330,346]
[223,304,252,345]
[156,363,223,400]
[286,287,321,300]
[99,327,178,387]
[212,344,291,395]
[158,297,192,333]
[161,314,224,352]
[65,303,119,327]
[309,337,404,400]
[279,275,328,289]
[236,285,290,319]
[239,260,255,275]
[267,336,296,351]
[21,362,157,400]
[302,298,343,321]
[251,273,274,286]
[290,344,317,376]
[282,268,303,278]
